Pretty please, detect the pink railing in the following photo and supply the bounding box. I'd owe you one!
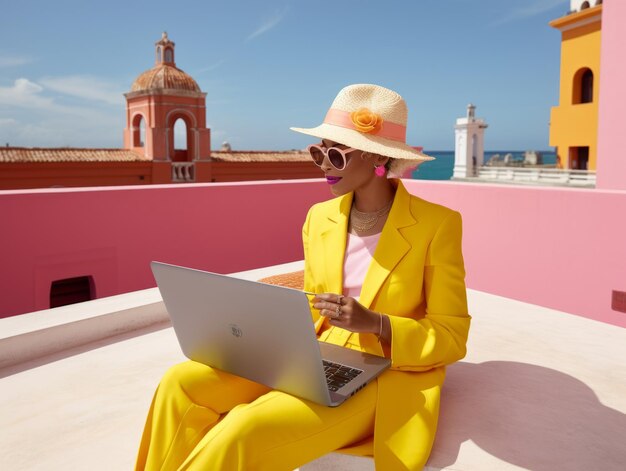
[403,179,626,328]
[1,179,625,327]
[0,180,328,317]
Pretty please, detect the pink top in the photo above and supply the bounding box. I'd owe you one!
[343,232,382,299]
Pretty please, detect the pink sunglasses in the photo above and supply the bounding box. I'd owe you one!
[307,144,358,171]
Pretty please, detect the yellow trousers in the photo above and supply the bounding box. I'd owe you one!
[135,360,377,471]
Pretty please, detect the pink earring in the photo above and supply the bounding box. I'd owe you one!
[374,165,386,177]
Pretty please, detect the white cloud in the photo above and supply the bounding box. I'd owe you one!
[0,77,124,117]
[0,55,33,68]
[0,111,122,148]
[491,0,568,26]
[247,7,288,41]
[39,75,124,105]
[0,78,54,109]
[0,77,125,147]
[197,59,226,74]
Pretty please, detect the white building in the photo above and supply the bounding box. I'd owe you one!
[453,104,488,179]
[570,0,603,13]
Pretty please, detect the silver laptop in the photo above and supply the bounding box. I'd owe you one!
[151,261,390,407]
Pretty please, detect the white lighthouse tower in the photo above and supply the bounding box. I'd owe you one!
[453,104,488,179]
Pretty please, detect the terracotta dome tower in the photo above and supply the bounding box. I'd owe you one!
[123,32,210,180]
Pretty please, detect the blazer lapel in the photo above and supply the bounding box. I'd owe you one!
[320,192,352,295]
[359,181,417,309]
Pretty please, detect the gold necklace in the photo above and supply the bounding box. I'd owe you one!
[350,200,393,234]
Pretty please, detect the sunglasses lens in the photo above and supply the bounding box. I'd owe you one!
[327,148,346,170]
[309,147,325,166]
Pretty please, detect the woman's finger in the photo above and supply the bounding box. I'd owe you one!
[313,293,345,303]
[321,308,341,319]
[314,300,343,311]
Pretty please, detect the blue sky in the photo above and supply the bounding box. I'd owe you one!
[0,0,569,151]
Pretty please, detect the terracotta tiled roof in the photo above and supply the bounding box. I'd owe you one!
[131,64,201,93]
[0,147,151,163]
[211,150,311,162]
[258,270,305,290]
[0,148,313,163]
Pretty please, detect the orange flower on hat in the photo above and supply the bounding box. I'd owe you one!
[350,108,384,134]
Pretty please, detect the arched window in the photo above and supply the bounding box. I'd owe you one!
[132,115,146,147]
[581,1,590,9]
[156,46,162,63]
[174,118,187,149]
[471,134,478,176]
[165,48,173,63]
[172,117,189,161]
[572,68,593,104]
[139,118,145,147]
[581,70,593,103]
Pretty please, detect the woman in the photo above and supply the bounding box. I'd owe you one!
[136,84,470,470]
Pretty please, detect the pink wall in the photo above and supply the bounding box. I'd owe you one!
[405,180,626,328]
[0,180,329,318]
[2,179,625,327]
[596,0,626,190]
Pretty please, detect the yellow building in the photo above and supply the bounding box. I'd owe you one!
[549,1,603,170]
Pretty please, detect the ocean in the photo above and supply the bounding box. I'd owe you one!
[411,151,557,180]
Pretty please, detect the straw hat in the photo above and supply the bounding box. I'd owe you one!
[290,84,434,163]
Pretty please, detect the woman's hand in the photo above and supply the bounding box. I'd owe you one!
[313,293,381,335]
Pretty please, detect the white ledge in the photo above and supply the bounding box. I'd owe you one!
[1,261,625,470]
[0,260,304,372]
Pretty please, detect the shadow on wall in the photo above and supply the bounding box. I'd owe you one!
[428,361,626,470]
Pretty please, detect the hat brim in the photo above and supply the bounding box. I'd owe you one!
[290,123,434,162]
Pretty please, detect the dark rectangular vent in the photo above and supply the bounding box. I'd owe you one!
[50,276,93,308]
[612,290,626,313]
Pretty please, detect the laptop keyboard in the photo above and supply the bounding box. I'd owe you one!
[322,360,363,391]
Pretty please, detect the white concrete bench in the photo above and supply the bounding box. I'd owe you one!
[2,261,625,470]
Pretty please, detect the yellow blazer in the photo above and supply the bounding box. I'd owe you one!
[302,180,471,470]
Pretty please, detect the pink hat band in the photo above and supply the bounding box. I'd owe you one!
[323,108,407,143]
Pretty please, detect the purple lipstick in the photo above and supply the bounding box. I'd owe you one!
[326,176,342,185]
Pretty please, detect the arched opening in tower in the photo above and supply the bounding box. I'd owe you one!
[132,114,146,148]
[572,68,594,104]
[173,117,189,161]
